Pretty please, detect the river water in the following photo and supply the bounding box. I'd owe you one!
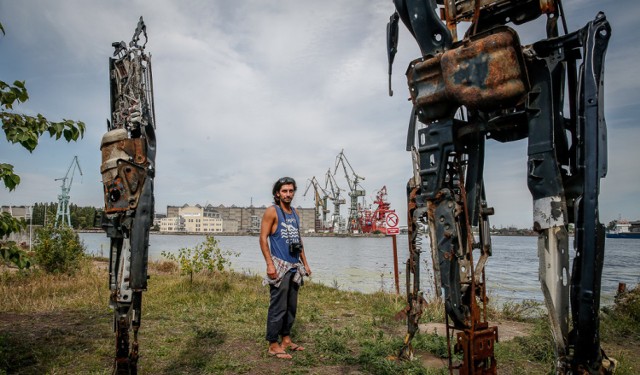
[79,232,639,305]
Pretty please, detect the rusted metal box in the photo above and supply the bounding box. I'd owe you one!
[407,26,528,123]
[100,129,148,213]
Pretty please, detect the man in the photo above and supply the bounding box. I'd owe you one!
[259,177,312,359]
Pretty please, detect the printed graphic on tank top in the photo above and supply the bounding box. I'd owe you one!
[269,205,301,264]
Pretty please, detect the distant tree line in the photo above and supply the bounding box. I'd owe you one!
[490,226,536,236]
[29,202,101,229]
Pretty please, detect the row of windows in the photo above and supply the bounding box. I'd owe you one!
[187,218,222,223]
[162,228,222,232]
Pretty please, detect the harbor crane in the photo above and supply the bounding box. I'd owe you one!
[54,155,82,227]
[303,176,330,232]
[334,149,365,233]
[324,168,346,233]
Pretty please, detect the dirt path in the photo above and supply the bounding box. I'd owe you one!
[420,321,533,342]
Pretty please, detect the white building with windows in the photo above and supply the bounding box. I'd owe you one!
[159,216,184,232]
[160,205,223,233]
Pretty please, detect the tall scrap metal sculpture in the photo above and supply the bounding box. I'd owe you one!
[387,1,613,373]
[100,17,156,374]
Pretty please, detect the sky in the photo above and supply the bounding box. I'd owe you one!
[1,0,638,229]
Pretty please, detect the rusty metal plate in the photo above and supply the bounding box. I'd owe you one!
[102,162,147,214]
[100,130,149,214]
[452,0,556,23]
[407,54,457,123]
[101,137,147,170]
[407,27,527,123]
[455,326,498,374]
[441,28,528,111]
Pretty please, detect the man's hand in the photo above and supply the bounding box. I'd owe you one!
[305,266,312,277]
[266,264,277,279]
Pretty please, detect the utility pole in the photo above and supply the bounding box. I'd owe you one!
[28,205,32,252]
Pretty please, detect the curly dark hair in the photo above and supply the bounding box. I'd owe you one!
[272,177,297,204]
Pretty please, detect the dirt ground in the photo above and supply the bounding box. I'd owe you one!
[0,310,379,374]
[0,310,522,374]
[2,309,639,374]
[0,310,113,373]
[420,321,533,342]
[415,321,533,371]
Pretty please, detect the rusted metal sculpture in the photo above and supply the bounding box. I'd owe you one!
[100,17,156,374]
[387,1,613,373]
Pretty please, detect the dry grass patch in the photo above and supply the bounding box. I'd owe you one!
[0,261,107,313]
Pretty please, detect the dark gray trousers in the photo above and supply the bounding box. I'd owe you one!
[266,270,299,342]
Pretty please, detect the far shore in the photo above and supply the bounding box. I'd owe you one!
[76,229,539,237]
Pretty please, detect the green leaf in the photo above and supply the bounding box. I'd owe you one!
[63,128,72,141]
[0,164,21,191]
[0,212,26,237]
[0,81,28,109]
[21,137,38,152]
[10,173,20,186]
[2,112,85,152]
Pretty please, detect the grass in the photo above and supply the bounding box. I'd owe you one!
[0,261,639,374]
[599,286,640,375]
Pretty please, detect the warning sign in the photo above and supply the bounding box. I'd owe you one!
[387,227,400,235]
[385,212,399,228]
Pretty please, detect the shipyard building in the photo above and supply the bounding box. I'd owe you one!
[161,204,315,234]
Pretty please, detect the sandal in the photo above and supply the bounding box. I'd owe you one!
[268,350,292,359]
[287,344,305,352]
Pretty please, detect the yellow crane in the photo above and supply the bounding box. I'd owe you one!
[303,176,330,232]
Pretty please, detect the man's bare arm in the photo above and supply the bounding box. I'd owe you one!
[259,206,277,279]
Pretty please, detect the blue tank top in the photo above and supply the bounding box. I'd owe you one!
[269,205,302,264]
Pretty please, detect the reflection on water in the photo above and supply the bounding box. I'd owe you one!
[80,232,639,304]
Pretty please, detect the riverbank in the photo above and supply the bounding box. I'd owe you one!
[77,229,390,238]
[1,259,639,374]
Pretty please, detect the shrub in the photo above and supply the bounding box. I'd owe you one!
[414,331,450,358]
[0,212,31,270]
[512,318,554,363]
[613,284,640,325]
[152,260,179,273]
[498,299,544,321]
[32,224,85,274]
[161,235,237,283]
[601,284,640,341]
